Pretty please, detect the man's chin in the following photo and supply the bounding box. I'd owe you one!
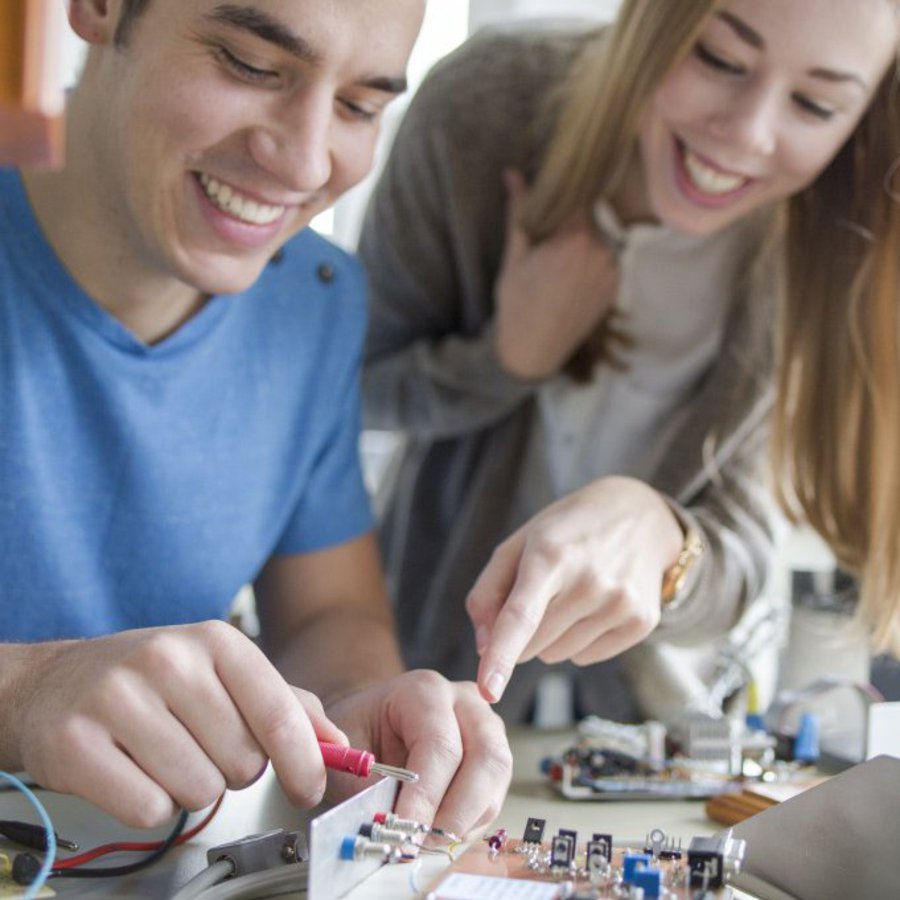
[184,256,274,298]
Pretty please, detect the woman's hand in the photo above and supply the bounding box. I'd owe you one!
[465,477,686,702]
[493,169,620,380]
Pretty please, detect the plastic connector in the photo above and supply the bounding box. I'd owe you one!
[793,713,820,763]
[206,829,307,878]
[11,853,42,886]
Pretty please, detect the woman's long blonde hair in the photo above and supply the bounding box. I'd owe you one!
[520,0,721,240]
[520,0,724,379]
[773,60,900,657]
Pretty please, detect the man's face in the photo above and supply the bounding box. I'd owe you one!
[87,0,423,296]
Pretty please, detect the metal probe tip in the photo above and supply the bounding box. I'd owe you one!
[431,827,460,842]
[370,762,420,783]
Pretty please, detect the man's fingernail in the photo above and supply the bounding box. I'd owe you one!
[485,671,506,702]
[475,626,489,654]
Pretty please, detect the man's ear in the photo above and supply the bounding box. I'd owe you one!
[68,0,119,45]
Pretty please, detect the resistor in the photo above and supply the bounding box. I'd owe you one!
[487,828,508,855]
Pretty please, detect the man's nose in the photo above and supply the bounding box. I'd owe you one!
[708,84,779,159]
[248,90,333,193]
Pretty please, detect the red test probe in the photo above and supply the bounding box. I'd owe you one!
[318,741,419,783]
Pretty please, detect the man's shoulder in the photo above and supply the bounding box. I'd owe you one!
[249,229,368,335]
[263,229,365,299]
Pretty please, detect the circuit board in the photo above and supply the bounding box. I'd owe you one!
[427,829,742,899]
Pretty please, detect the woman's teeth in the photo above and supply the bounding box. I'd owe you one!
[683,148,748,195]
[199,173,285,226]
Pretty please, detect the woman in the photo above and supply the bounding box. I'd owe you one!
[360,0,899,721]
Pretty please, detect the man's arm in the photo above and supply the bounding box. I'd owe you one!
[253,533,513,838]
[254,532,405,702]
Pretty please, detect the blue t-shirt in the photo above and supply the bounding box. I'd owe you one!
[0,169,373,641]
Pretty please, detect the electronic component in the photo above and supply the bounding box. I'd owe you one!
[338,835,401,863]
[207,828,306,877]
[632,866,662,898]
[686,831,746,888]
[307,775,399,900]
[486,828,507,854]
[622,852,652,883]
[558,828,578,850]
[546,714,783,800]
[357,822,415,848]
[585,839,610,875]
[522,817,546,844]
[372,811,458,842]
[549,833,575,870]
[427,818,740,899]
[644,826,682,860]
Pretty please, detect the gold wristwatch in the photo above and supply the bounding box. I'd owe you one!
[660,525,704,609]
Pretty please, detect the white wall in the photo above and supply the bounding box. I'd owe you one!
[469,0,620,31]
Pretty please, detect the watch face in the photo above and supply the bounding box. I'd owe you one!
[661,528,704,607]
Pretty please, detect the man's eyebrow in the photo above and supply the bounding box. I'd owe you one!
[716,10,868,92]
[206,4,321,64]
[204,3,408,95]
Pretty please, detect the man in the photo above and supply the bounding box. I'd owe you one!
[0,0,511,837]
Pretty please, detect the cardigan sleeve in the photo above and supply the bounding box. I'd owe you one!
[360,26,591,440]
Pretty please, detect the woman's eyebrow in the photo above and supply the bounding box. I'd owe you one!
[807,67,868,92]
[716,10,868,92]
[717,11,763,48]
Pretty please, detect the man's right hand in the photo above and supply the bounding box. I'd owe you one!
[2,621,347,827]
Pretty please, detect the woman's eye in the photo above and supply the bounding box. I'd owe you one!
[218,47,276,83]
[793,94,835,121]
[694,42,745,76]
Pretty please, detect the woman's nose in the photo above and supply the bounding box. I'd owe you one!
[708,84,779,159]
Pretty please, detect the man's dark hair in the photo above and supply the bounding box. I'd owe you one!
[115,0,153,46]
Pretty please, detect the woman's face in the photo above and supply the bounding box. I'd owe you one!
[634,0,897,236]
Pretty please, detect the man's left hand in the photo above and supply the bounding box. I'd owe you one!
[325,671,512,839]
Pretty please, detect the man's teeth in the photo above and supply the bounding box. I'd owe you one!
[199,173,285,225]
[683,148,747,195]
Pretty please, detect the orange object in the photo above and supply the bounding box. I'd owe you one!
[0,0,67,168]
[705,778,828,826]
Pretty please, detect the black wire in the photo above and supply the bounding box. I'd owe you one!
[49,810,189,879]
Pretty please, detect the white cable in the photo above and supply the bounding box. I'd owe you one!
[193,862,309,899]
[170,858,235,900]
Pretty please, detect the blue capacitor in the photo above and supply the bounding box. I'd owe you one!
[633,867,663,898]
[622,852,652,883]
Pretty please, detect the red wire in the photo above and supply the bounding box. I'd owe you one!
[52,794,225,870]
